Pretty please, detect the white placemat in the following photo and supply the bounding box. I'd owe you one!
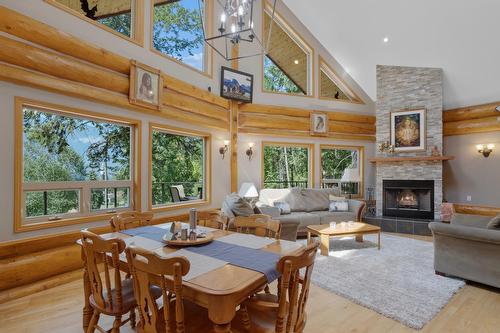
[119,236,163,261]
[163,249,228,281]
[216,233,277,249]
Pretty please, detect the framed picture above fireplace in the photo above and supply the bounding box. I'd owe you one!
[390,109,426,152]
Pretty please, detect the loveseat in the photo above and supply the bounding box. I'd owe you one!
[257,188,366,236]
[429,213,500,288]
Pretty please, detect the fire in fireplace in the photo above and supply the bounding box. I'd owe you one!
[383,180,434,219]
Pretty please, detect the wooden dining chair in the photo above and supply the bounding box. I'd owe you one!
[233,241,320,333]
[125,246,213,333]
[197,210,229,230]
[110,211,154,232]
[234,214,281,240]
[81,230,138,333]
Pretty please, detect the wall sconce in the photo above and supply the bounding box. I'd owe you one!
[476,144,494,158]
[246,142,254,161]
[219,140,230,159]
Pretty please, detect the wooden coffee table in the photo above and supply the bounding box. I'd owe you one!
[307,222,381,256]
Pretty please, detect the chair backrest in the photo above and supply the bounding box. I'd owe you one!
[81,230,127,311]
[110,211,154,232]
[197,210,229,230]
[234,214,281,239]
[170,186,185,202]
[275,241,319,333]
[126,246,190,333]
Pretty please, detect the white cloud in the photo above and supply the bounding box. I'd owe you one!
[182,52,204,70]
[78,135,100,144]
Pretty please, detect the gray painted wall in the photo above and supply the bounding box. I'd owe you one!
[443,131,500,206]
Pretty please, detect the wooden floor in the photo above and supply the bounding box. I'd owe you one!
[1,235,499,333]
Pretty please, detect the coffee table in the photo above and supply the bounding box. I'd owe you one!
[307,222,381,256]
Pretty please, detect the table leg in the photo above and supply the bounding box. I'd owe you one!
[208,296,235,333]
[320,234,330,256]
[355,234,364,242]
[81,248,93,332]
[378,232,381,250]
[214,323,231,333]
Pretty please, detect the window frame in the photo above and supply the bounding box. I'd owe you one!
[319,144,364,199]
[44,0,145,46]
[261,3,314,97]
[14,97,142,232]
[318,56,364,104]
[149,0,213,78]
[261,141,315,189]
[148,123,211,212]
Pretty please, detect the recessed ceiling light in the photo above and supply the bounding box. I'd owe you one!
[294,59,299,65]
[383,37,389,43]
[496,105,500,112]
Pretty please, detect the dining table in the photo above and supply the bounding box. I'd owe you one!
[78,222,304,333]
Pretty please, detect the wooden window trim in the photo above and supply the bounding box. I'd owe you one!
[44,0,145,47]
[148,123,212,212]
[149,0,213,78]
[261,3,315,98]
[14,97,142,233]
[318,56,364,105]
[319,144,364,199]
[261,141,315,189]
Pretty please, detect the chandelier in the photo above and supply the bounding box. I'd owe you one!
[198,0,277,61]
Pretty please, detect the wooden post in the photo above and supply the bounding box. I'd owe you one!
[230,45,239,193]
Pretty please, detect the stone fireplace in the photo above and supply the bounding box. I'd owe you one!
[375,65,443,221]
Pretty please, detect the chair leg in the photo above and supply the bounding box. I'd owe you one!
[111,315,122,333]
[130,309,136,328]
[240,305,251,331]
[86,311,100,333]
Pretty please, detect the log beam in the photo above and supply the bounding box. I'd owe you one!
[444,101,500,122]
[444,115,500,136]
[238,127,375,142]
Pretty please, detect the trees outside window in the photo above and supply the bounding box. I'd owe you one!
[263,56,304,94]
[17,100,137,229]
[263,143,312,189]
[152,0,206,72]
[320,145,364,198]
[150,125,209,208]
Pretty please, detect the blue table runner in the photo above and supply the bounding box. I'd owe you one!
[121,226,280,282]
[185,241,280,282]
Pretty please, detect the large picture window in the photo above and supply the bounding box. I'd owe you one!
[150,124,210,211]
[262,6,313,96]
[15,98,140,232]
[320,145,364,198]
[262,142,314,189]
[45,0,144,44]
[152,0,208,73]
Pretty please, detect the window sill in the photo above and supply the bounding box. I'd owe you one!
[15,212,119,233]
[151,199,210,213]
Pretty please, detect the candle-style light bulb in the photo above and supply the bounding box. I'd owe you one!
[238,5,244,16]
[220,12,226,23]
[231,24,236,33]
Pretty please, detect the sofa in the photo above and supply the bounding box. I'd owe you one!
[429,213,500,288]
[257,188,366,236]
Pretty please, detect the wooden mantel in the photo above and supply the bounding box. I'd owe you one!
[369,156,455,163]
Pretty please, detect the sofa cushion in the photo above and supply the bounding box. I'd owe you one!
[258,188,290,206]
[487,214,500,230]
[283,188,307,212]
[310,211,357,224]
[224,193,254,217]
[451,213,492,229]
[273,201,291,214]
[329,200,349,212]
[275,212,320,227]
[300,189,330,212]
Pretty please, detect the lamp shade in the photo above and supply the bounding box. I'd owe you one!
[239,182,259,198]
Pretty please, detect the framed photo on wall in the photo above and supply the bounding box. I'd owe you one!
[220,66,253,103]
[129,60,162,110]
[390,109,426,151]
[310,111,329,136]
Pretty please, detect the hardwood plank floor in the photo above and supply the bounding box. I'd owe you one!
[0,235,499,333]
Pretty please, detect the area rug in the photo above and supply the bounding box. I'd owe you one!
[302,234,465,330]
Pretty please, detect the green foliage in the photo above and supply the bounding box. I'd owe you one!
[98,12,131,37]
[153,2,204,61]
[321,149,357,180]
[263,56,303,94]
[263,146,309,188]
[151,131,204,204]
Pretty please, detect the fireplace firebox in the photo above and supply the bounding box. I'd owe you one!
[383,180,434,219]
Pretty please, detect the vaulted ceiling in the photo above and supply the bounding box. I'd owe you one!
[283,0,500,110]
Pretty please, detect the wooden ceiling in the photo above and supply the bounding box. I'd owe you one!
[54,0,133,18]
[320,69,350,101]
[263,10,309,94]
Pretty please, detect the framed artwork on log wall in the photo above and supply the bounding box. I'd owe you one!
[129,60,163,110]
[310,111,329,136]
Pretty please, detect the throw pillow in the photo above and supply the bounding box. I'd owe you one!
[329,194,346,201]
[224,193,254,217]
[329,200,349,212]
[487,214,500,229]
[274,201,291,214]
